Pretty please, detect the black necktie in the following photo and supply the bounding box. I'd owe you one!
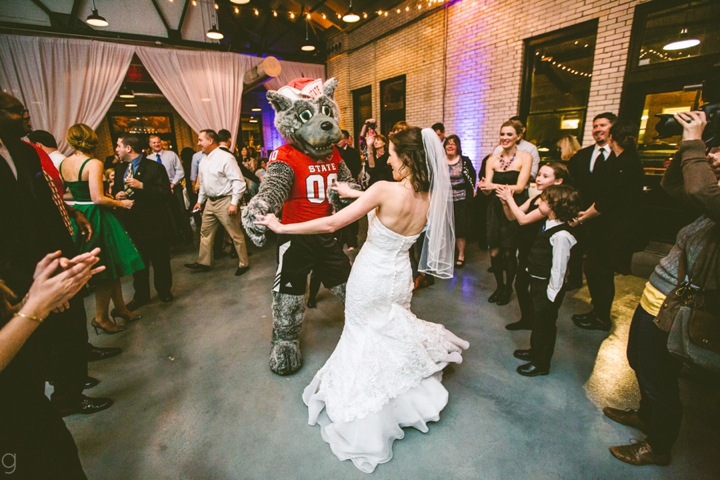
[593,148,606,173]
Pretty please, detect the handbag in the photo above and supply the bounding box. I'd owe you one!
[663,246,720,373]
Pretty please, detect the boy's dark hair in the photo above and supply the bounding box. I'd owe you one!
[431,122,444,133]
[217,129,232,143]
[609,119,639,151]
[27,130,58,148]
[540,185,581,222]
[593,112,618,124]
[119,134,144,153]
[341,129,350,138]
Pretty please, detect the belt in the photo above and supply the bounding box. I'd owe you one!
[207,195,229,202]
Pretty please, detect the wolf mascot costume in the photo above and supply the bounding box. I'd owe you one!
[242,78,358,375]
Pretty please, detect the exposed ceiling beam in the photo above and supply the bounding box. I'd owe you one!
[266,0,328,50]
[176,0,191,38]
[149,0,172,36]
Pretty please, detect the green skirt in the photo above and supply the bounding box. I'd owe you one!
[70,203,145,280]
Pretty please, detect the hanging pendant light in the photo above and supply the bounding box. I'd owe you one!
[119,84,135,99]
[343,1,360,23]
[86,0,108,27]
[230,0,250,4]
[207,13,223,40]
[302,10,316,51]
[663,27,701,51]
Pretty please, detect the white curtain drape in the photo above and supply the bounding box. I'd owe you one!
[136,46,256,149]
[0,34,135,154]
[264,60,326,91]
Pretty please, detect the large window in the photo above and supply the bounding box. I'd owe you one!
[619,0,720,242]
[380,75,406,136]
[352,86,372,149]
[520,20,598,160]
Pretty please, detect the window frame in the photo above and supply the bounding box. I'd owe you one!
[519,19,599,146]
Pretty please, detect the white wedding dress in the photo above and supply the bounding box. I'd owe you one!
[303,210,469,473]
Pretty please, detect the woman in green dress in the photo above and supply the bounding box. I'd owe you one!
[60,124,145,334]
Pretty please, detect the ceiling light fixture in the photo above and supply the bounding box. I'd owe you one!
[206,13,223,40]
[230,0,250,4]
[119,84,135,99]
[663,27,701,51]
[343,1,360,23]
[86,0,108,27]
[302,10,316,52]
[124,103,138,108]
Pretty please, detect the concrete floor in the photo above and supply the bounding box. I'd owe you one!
[67,224,720,479]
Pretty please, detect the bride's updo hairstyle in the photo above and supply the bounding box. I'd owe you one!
[388,126,430,193]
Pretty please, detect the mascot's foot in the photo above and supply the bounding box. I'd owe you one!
[270,341,303,376]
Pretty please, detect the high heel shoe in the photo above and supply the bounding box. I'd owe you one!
[91,319,126,335]
[110,309,142,322]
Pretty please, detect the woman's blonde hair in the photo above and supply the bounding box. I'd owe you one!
[67,123,99,154]
[557,134,581,161]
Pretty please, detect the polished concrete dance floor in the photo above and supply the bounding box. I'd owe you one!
[68,230,719,479]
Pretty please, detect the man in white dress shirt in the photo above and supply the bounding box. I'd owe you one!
[184,129,249,276]
[27,130,66,169]
[148,135,192,243]
[492,117,541,180]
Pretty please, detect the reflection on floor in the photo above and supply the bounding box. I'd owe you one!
[68,230,719,479]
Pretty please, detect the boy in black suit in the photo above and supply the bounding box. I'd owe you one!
[113,134,174,309]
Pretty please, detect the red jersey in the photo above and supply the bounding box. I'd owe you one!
[268,144,341,224]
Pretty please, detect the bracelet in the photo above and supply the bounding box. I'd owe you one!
[15,312,45,324]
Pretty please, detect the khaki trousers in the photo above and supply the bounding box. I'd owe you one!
[197,196,249,268]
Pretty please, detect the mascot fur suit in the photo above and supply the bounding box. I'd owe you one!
[242,77,359,375]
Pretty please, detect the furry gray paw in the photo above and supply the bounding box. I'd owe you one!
[242,198,270,247]
[270,341,303,375]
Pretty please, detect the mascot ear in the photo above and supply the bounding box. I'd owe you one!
[267,91,293,113]
[322,78,339,100]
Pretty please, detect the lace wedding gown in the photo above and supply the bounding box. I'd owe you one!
[303,210,469,473]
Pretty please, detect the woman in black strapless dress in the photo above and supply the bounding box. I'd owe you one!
[477,121,532,305]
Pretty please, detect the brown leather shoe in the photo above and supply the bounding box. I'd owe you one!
[603,407,650,434]
[610,441,670,466]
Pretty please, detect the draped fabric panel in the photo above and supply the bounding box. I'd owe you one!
[0,34,135,154]
[136,46,256,149]
[264,60,326,91]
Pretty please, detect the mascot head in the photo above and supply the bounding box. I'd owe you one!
[267,77,342,159]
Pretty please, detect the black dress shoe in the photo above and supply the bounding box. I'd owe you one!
[506,319,532,331]
[496,287,513,306]
[185,262,211,271]
[235,266,249,276]
[49,376,99,389]
[160,292,174,303]
[488,287,504,303]
[56,396,114,417]
[517,362,549,376]
[87,345,122,362]
[85,377,100,389]
[513,349,533,360]
[573,313,611,331]
[126,298,150,311]
[572,311,596,322]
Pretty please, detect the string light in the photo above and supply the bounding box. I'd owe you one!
[539,54,592,77]
[273,10,277,17]
[322,13,326,19]
[234,6,239,14]
[214,3,218,10]
[307,13,312,20]
[290,12,295,19]
[254,8,259,16]
[192,0,196,5]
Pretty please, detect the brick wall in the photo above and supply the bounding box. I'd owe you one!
[326,0,649,168]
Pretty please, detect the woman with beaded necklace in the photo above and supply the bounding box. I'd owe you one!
[478,120,532,305]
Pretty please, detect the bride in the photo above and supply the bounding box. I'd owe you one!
[255,127,469,473]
